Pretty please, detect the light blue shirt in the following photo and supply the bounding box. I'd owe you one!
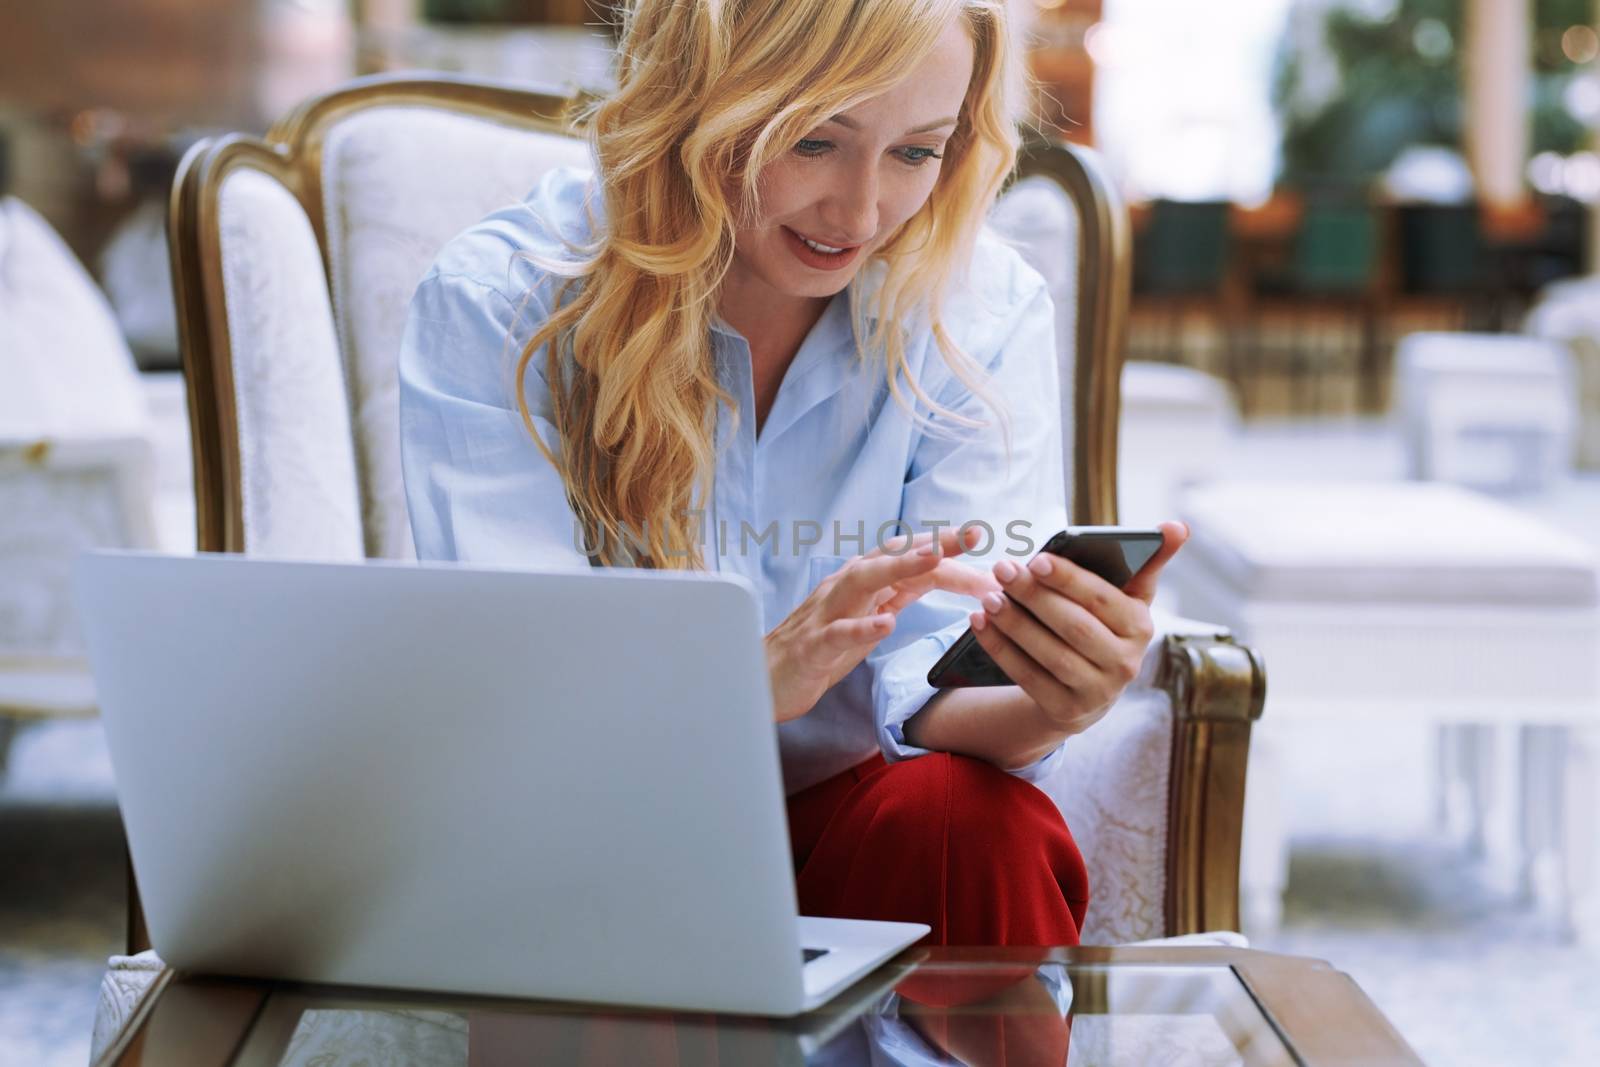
[398,166,1069,795]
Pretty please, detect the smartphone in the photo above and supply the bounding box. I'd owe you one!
[925,526,1165,688]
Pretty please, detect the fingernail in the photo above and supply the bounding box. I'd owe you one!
[970,611,987,632]
[1028,554,1052,576]
[917,542,937,556]
[983,592,1004,614]
[994,560,1018,583]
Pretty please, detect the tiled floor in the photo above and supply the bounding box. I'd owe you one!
[0,721,123,1067]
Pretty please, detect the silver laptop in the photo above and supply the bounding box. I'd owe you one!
[74,551,928,1016]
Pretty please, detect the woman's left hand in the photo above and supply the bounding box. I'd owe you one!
[968,520,1189,736]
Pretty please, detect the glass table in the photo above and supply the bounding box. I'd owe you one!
[98,946,1419,1066]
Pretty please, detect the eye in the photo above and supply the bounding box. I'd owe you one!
[895,146,944,167]
[794,138,834,158]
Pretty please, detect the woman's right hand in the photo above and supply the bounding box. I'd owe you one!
[765,526,998,724]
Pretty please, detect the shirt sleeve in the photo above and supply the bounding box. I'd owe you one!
[398,268,594,570]
[867,276,1072,784]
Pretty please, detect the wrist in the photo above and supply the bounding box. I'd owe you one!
[764,632,806,723]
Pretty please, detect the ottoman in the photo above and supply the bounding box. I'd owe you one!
[1118,362,1238,527]
[1394,332,1578,493]
[1168,479,1600,940]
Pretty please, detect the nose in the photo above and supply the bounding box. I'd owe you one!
[819,160,878,245]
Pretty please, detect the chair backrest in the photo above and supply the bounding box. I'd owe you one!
[993,134,1131,525]
[171,76,592,559]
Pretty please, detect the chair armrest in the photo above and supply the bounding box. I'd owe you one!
[1155,628,1266,936]
[89,951,169,1067]
[1134,607,1230,689]
[1040,609,1261,944]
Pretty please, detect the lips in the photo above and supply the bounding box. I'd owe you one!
[782,226,864,271]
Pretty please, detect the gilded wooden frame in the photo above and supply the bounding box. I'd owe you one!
[160,75,1265,951]
[1011,133,1129,528]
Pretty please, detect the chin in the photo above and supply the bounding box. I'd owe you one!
[784,271,856,299]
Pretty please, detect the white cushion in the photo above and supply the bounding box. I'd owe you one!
[1119,362,1237,525]
[990,175,1079,491]
[1178,480,1598,607]
[1122,361,1237,417]
[1395,332,1578,490]
[319,107,592,559]
[0,197,165,661]
[0,197,149,440]
[217,169,364,561]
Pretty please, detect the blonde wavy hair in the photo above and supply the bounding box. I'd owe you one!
[516,0,1025,569]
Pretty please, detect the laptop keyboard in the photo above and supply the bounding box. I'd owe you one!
[802,947,830,964]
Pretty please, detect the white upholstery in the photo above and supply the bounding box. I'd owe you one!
[1174,480,1600,721]
[217,169,364,561]
[88,950,165,1065]
[0,197,159,717]
[1047,684,1172,943]
[0,436,156,661]
[0,197,149,440]
[1180,480,1599,607]
[1118,362,1238,527]
[1395,331,1579,493]
[139,371,197,554]
[1525,276,1600,470]
[318,108,592,559]
[989,174,1079,490]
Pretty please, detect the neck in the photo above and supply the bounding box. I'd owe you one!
[716,265,831,358]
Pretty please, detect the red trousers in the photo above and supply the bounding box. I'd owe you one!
[787,750,1089,948]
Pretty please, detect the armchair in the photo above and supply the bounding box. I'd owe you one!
[0,196,163,774]
[148,75,1264,951]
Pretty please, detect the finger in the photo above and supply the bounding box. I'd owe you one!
[969,609,1076,712]
[979,588,1107,687]
[879,588,920,614]
[835,544,942,607]
[825,612,896,650]
[834,528,986,613]
[889,558,1000,603]
[862,524,981,561]
[1122,520,1189,605]
[1016,554,1149,641]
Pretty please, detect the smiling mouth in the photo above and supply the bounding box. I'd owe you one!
[791,230,859,254]
[781,226,865,271]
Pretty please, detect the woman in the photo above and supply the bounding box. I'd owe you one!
[399,0,1186,947]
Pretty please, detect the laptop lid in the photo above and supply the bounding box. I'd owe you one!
[75,551,810,1013]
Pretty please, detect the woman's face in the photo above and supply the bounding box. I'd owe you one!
[729,18,976,304]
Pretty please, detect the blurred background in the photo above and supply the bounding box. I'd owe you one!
[4,1,1600,1064]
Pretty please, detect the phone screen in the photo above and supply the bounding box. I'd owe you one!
[925,527,1164,689]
